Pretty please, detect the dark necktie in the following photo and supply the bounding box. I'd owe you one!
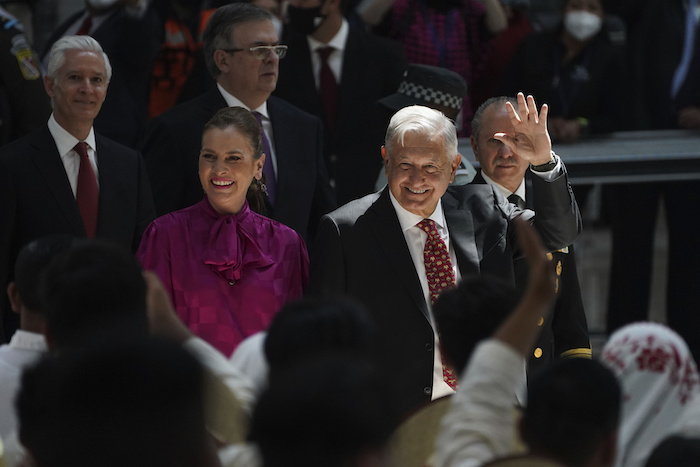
[253,111,276,206]
[76,14,92,35]
[75,142,99,238]
[417,219,458,390]
[317,46,338,131]
[508,193,524,209]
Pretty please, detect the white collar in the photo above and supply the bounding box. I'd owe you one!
[9,330,48,352]
[388,188,447,233]
[307,18,349,52]
[481,171,526,202]
[216,83,270,120]
[47,113,97,156]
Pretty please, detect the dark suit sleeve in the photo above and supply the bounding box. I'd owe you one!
[527,165,582,251]
[551,246,591,358]
[133,151,156,251]
[0,155,16,341]
[141,115,187,216]
[307,213,346,297]
[307,117,337,244]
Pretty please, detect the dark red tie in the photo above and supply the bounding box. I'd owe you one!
[417,219,458,390]
[75,142,99,238]
[317,46,338,131]
[76,14,92,35]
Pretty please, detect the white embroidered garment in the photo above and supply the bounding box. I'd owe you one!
[601,322,700,467]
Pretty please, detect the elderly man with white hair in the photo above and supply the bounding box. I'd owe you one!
[0,35,155,342]
[308,92,581,418]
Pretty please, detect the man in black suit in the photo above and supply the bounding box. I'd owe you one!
[470,96,591,374]
[273,0,406,205]
[41,0,161,147]
[141,3,335,244]
[0,35,155,342]
[308,94,581,417]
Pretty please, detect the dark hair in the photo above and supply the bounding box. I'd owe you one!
[250,354,398,467]
[471,96,518,141]
[264,296,375,376]
[39,239,149,349]
[433,275,515,375]
[13,235,76,312]
[645,435,700,467]
[521,358,621,467]
[17,338,213,467]
[202,2,274,79]
[203,106,267,214]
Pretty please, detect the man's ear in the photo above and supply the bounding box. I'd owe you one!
[470,134,480,164]
[44,75,56,99]
[7,282,23,314]
[213,49,230,74]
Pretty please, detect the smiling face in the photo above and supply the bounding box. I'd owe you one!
[199,126,265,215]
[471,103,528,193]
[44,49,108,137]
[382,131,461,218]
[217,19,279,109]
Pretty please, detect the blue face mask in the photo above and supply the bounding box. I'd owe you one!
[286,4,326,36]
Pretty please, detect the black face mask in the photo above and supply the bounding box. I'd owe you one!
[286,4,326,36]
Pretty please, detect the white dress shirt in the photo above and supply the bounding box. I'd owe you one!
[389,191,459,400]
[48,113,99,197]
[217,84,278,179]
[306,19,349,89]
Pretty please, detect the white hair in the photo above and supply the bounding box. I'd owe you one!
[46,35,112,82]
[384,105,458,161]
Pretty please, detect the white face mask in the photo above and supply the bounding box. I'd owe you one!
[564,10,603,41]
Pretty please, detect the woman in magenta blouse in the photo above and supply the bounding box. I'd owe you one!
[137,107,309,356]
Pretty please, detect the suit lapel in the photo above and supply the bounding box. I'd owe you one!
[94,135,121,235]
[32,127,84,233]
[367,189,431,321]
[442,191,481,278]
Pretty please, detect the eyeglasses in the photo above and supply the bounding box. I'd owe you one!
[221,45,288,60]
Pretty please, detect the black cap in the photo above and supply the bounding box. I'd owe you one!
[378,64,467,120]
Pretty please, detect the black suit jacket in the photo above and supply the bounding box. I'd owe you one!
[274,27,406,204]
[42,6,161,147]
[140,87,335,244]
[471,171,590,373]
[308,169,581,416]
[0,125,156,340]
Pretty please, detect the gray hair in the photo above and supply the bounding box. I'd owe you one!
[384,105,458,162]
[202,3,274,79]
[46,35,112,82]
[471,96,518,140]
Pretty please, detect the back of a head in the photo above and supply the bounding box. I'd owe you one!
[16,338,215,467]
[13,234,77,313]
[263,296,375,376]
[433,275,515,375]
[250,353,398,467]
[202,2,273,79]
[522,358,621,467]
[39,239,149,350]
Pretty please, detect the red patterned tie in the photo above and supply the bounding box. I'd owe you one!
[417,219,458,390]
[317,46,338,131]
[75,142,99,238]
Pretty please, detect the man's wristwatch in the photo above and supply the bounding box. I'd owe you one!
[530,151,558,172]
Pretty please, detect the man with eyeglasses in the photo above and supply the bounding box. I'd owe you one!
[141,2,336,245]
[274,0,407,205]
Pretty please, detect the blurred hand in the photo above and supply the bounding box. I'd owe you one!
[143,271,193,343]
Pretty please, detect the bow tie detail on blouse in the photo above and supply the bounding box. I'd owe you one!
[203,211,274,285]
